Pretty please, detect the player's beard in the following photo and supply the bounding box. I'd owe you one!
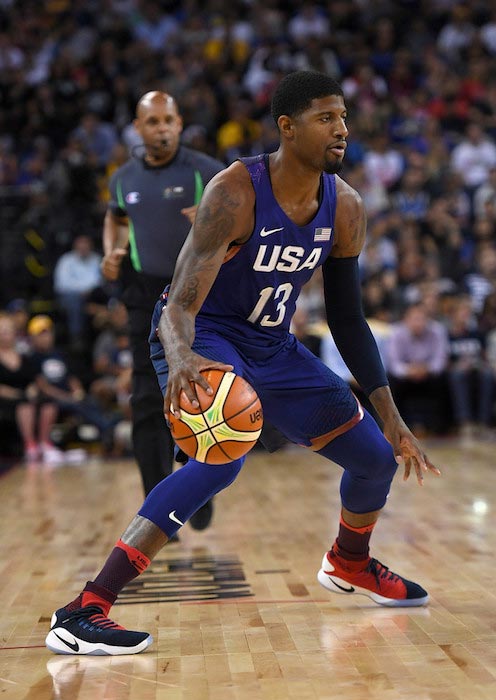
[323,158,344,174]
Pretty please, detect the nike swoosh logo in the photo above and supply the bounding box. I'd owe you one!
[53,631,80,652]
[260,226,284,237]
[327,576,355,593]
[168,510,184,526]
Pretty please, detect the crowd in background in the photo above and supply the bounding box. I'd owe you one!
[2,0,496,459]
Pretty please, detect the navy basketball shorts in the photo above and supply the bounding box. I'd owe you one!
[149,298,360,448]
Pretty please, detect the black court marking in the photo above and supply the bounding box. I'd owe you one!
[116,554,253,605]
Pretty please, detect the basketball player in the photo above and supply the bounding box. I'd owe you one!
[101,91,224,529]
[46,72,440,656]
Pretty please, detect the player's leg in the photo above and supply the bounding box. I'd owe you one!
[255,339,428,607]
[316,412,429,607]
[46,309,248,655]
[45,456,245,655]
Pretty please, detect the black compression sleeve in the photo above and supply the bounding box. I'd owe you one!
[323,255,388,396]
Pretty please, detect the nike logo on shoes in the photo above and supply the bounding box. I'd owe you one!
[325,576,355,593]
[322,562,355,593]
[53,632,80,652]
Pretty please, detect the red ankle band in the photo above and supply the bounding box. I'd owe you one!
[340,515,376,534]
[116,539,150,574]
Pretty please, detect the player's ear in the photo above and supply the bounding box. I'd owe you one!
[277,115,294,140]
[176,114,183,134]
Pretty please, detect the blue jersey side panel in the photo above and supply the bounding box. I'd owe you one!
[198,154,336,355]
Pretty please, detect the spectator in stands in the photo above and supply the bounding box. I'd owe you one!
[72,112,118,169]
[391,166,430,221]
[387,303,449,434]
[91,300,132,415]
[437,3,476,61]
[463,245,496,315]
[446,295,494,441]
[473,165,496,219]
[0,312,60,463]
[53,235,102,349]
[5,299,31,355]
[450,122,496,193]
[29,315,118,450]
[362,131,405,191]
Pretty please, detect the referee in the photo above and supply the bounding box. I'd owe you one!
[101,91,224,530]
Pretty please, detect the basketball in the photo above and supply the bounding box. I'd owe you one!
[168,370,263,464]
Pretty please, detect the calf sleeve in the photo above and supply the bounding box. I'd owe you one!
[138,457,245,537]
[317,410,397,513]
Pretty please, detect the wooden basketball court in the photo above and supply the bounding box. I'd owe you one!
[0,438,495,700]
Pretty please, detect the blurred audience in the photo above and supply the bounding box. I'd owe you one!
[387,303,450,434]
[29,315,119,451]
[0,312,59,463]
[53,235,102,349]
[2,0,496,453]
[446,295,494,441]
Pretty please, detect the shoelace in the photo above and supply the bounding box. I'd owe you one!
[71,606,122,630]
[365,558,400,586]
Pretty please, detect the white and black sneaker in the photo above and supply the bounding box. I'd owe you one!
[45,606,153,655]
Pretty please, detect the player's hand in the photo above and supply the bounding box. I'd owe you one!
[101,248,127,281]
[165,351,234,420]
[181,205,198,225]
[382,415,441,486]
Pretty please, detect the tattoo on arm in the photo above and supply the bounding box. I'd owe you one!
[176,277,199,310]
[193,184,240,258]
[169,179,245,312]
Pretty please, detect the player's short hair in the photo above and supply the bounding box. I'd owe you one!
[271,71,343,126]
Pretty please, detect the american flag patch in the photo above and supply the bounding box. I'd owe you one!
[314,227,332,241]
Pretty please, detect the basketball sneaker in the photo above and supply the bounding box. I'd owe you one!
[317,545,429,607]
[45,605,153,655]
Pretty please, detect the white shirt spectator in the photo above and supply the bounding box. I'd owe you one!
[288,6,330,44]
[54,239,102,296]
[480,19,496,54]
[450,128,496,189]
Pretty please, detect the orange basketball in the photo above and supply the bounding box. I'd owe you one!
[168,370,263,464]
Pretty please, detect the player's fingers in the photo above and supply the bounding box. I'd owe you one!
[167,379,190,418]
[403,458,411,481]
[414,458,424,486]
[196,362,234,394]
[426,456,442,476]
[180,380,200,410]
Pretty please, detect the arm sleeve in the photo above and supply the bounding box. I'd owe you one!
[323,255,388,396]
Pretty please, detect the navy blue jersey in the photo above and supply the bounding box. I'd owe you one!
[198,155,336,351]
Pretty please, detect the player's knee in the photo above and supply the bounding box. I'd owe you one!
[367,438,397,482]
[201,457,244,491]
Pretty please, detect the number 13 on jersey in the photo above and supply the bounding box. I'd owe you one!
[247,283,293,327]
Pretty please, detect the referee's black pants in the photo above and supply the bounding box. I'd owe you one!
[128,305,175,495]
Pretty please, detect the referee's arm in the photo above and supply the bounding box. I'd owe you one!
[101,208,129,281]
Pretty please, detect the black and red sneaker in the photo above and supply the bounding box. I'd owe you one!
[45,606,153,655]
[318,546,429,607]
